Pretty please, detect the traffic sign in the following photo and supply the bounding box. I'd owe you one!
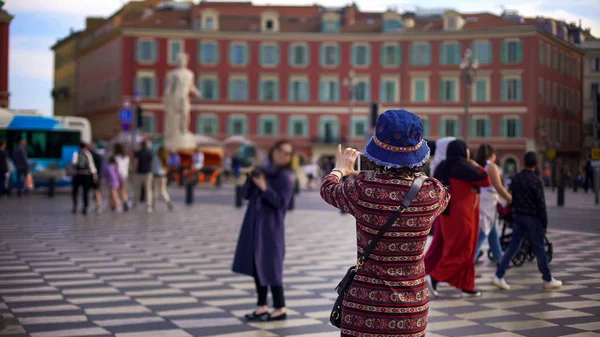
[592,148,600,161]
[120,108,132,122]
[121,123,131,132]
[546,148,557,160]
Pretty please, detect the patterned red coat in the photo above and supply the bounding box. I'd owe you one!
[321,172,449,337]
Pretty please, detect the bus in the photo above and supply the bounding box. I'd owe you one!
[0,109,91,194]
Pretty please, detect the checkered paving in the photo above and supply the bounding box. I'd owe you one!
[0,195,599,337]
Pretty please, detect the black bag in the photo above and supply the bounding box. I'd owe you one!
[330,175,426,329]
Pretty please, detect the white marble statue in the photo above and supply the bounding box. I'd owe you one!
[163,52,201,150]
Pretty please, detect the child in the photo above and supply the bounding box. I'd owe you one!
[103,156,123,212]
[492,152,562,291]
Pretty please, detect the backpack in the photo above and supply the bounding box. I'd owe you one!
[76,152,90,170]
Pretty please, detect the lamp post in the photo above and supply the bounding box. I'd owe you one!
[459,49,479,145]
[343,70,357,146]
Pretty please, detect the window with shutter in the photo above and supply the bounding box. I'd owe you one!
[261,44,278,66]
[355,81,369,102]
[414,80,426,102]
[169,41,183,64]
[196,115,219,136]
[229,80,248,101]
[137,40,157,63]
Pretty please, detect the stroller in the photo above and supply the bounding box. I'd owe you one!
[488,203,554,267]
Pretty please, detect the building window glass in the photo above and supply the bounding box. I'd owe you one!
[474,79,487,102]
[289,80,309,102]
[198,78,219,101]
[320,45,339,66]
[440,118,460,137]
[205,17,214,30]
[383,19,403,32]
[352,45,371,66]
[380,45,401,66]
[288,117,308,137]
[229,44,248,66]
[136,40,157,63]
[439,80,457,102]
[352,118,368,138]
[322,21,340,33]
[199,42,219,64]
[539,42,545,65]
[440,42,461,65]
[414,80,427,102]
[260,44,279,66]
[355,81,370,102]
[228,79,248,101]
[319,80,340,102]
[228,116,248,136]
[501,118,522,138]
[473,41,492,64]
[502,40,523,64]
[196,115,218,136]
[140,113,156,134]
[470,118,491,138]
[410,43,431,66]
[592,57,600,72]
[501,78,522,101]
[289,44,309,66]
[380,81,396,103]
[136,74,157,98]
[259,116,279,136]
[259,79,279,102]
[318,118,340,143]
[169,40,183,64]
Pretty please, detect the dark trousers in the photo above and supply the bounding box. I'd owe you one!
[584,173,593,193]
[0,171,6,196]
[253,266,285,309]
[15,170,27,196]
[72,174,93,211]
[496,214,552,281]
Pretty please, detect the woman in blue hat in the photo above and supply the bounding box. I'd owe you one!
[320,110,450,337]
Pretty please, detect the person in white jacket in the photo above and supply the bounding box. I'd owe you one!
[113,143,131,211]
[71,142,98,215]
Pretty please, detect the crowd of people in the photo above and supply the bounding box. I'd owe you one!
[230,109,564,336]
[68,140,175,215]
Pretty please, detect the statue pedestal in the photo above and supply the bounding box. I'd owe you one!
[165,133,196,151]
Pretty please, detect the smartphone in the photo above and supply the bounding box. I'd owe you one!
[354,154,376,172]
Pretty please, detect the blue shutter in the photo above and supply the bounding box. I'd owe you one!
[150,41,157,62]
[500,118,506,137]
[213,43,220,64]
[516,79,523,101]
[501,79,507,101]
[439,118,447,137]
[485,119,492,137]
[440,43,447,65]
[243,45,249,65]
[516,118,522,137]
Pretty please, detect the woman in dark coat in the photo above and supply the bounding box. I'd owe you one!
[232,140,295,322]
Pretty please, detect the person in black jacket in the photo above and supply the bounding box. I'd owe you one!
[90,144,104,214]
[12,139,29,197]
[492,152,562,291]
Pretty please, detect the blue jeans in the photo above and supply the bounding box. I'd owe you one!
[496,214,552,281]
[474,225,503,263]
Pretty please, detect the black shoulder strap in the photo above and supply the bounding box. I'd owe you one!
[357,175,427,267]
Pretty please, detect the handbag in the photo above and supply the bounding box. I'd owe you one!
[330,175,426,329]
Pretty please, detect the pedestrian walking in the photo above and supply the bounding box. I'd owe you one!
[474,144,512,267]
[167,149,181,185]
[133,141,154,213]
[428,139,491,298]
[152,147,173,211]
[90,144,104,214]
[192,147,205,183]
[232,140,295,322]
[103,156,123,213]
[585,155,594,193]
[11,139,29,197]
[320,110,449,337]
[71,142,98,215]
[424,137,455,273]
[114,143,130,211]
[492,152,562,290]
[0,141,9,198]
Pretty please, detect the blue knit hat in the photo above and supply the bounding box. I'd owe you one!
[363,109,430,168]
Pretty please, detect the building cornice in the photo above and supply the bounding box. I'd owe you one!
[121,26,538,42]
[536,28,586,55]
[0,11,14,23]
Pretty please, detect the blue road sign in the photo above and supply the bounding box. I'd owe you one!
[121,123,131,131]
[120,109,132,122]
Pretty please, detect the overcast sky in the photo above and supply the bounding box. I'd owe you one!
[6,0,600,116]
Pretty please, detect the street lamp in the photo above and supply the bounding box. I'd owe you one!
[459,49,479,144]
[343,70,357,145]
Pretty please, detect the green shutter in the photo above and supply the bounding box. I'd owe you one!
[136,41,142,61]
[500,119,506,137]
[487,42,492,64]
[213,79,220,100]
[243,45,249,65]
[260,45,266,65]
[449,81,456,102]
[485,119,492,137]
[259,80,265,101]
[469,119,476,138]
[422,119,430,137]
[150,42,157,62]
[319,81,326,101]
[454,44,461,65]
[228,44,235,65]
[351,45,357,65]
[455,119,461,138]
[365,82,371,102]
[516,119,522,137]
[274,80,279,101]
[334,46,340,66]
[366,45,372,66]
[213,43,220,64]
[501,41,508,64]
[516,40,523,63]
[304,45,310,66]
[516,79,523,101]
[472,42,479,62]
[439,118,447,137]
[288,80,295,102]
[476,80,486,102]
[415,81,425,102]
[333,82,340,102]
[379,81,385,102]
[380,45,386,66]
[501,79,507,101]
[439,81,447,102]
[273,44,279,65]
[288,45,294,65]
[301,81,308,101]
[410,44,416,65]
[320,45,326,66]
[425,44,432,65]
[440,43,447,65]
[395,45,402,65]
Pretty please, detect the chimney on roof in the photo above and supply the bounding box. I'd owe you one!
[345,3,356,25]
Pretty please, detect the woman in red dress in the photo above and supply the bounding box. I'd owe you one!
[320,110,450,337]
[428,139,491,297]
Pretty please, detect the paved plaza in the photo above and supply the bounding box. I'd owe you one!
[0,188,599,337]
